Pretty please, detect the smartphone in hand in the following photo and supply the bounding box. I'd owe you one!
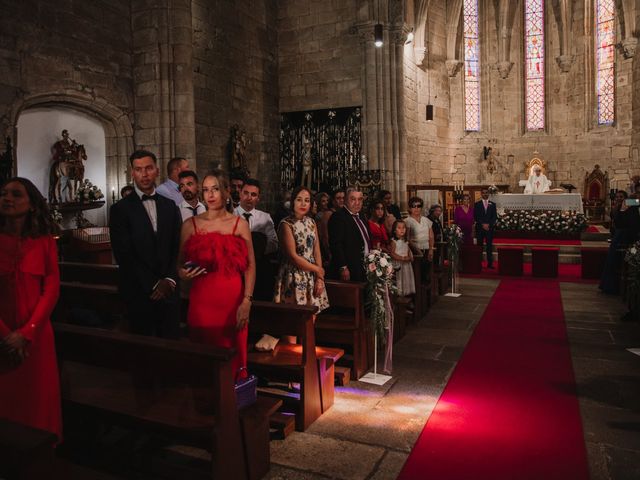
[625,198,640,207]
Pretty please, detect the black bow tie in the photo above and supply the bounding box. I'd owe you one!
[142,193,158,201]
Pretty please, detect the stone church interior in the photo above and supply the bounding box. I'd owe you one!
[0,0,639,479]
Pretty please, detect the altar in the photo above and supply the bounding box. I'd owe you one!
[490,193,583,214]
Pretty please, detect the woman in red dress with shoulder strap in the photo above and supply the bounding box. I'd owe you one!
[178,170,255,379]
[368,200,390,251]
[0,177,61,440]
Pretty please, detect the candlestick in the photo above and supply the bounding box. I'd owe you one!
[111,187,116,203]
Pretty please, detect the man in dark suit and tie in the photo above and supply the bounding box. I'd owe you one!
[328,187,372,282]
[109,150,183,338]
[474,187,497,269]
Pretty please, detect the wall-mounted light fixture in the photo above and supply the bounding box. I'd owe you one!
[426,104,434,121]
[374,24,383,47]
[405,30,414,45]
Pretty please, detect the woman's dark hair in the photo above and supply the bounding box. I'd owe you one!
[408,196,423,208]
[0,177,57,238]
[391,220,407,240]
[368,201,386,224]
[202,169,232,212]
[290,186,313,216]
[428,204,442,216]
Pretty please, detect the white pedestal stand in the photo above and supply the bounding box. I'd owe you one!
[444,259,462,297]
[359,331,392,385]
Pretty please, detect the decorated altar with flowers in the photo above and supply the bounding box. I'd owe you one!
[495,209,588,239]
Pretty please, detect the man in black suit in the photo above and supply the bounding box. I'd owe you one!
[109,150,183,338]
[474,187,498,269]
[328,188,372,282]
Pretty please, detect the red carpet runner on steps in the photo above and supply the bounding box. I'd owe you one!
[398,279,589,480]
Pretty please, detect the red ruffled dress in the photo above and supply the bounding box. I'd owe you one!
[183,217,249,379]
[0,234,62,440]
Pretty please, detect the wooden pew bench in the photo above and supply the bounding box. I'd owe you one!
[54,281,125,328]
[247,302,343,432]
[54,323,279,480]
[315,280,372,380]
[59,261,119,285]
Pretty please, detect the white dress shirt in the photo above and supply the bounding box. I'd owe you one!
[156,178,183,205]
[234,205,278,254]
[179,200,206,222]
[134,184,158,233]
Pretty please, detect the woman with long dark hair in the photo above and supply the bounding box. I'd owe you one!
[0,177,61,440]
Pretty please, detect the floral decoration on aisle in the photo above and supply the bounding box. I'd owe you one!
[75,179,104,202]
[496,209,587,235]
[444,223,464,266]
[625,241,640,321]
[365,249,396,373]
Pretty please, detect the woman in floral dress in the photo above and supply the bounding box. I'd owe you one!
[274,186,329,313]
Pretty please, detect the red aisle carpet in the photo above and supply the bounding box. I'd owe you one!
[398,279,589,480]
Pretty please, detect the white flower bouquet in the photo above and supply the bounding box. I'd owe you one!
[496,209,587,235]
[365,249,396,344]
[75,179,105,202]
[625,241,640,320]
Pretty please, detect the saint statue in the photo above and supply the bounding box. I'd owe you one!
[524,165,551,194]
[49,130,87,203]
[301,135,313,190]
[229,124,249,177]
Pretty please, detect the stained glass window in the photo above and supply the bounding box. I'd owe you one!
[524,0,545,131]
[463,0,480,131]
[596,0,615,125]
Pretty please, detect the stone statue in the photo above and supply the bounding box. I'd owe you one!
[229,124,249,177]
[301,135,313,190]
[49,130,87,203]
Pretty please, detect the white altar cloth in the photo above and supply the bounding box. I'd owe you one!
[490,193,583,214]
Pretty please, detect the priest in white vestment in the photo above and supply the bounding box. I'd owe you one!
[524,166,551,194]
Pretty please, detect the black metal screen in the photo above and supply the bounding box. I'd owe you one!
[279,107,362,193]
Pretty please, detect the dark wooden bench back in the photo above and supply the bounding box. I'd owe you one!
[59,261,119,286]
[324,280,365,311]
[53,323,247,479]
[249,301,317,344]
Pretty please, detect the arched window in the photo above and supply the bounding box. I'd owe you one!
[524,0,545,131]
[463,0,480,132]
[595,0,615,125]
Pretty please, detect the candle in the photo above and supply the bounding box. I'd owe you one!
[111,187,116,203]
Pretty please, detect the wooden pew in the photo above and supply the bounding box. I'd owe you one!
[315,280,372,380]
[247,302,343,432]
[412,254,431,321]
[54,323,278,480]
[54,281,124,328]
[59,261,119,285]
[0,418,56,480]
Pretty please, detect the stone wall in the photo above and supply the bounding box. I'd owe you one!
[408,0,638,195]
[192,0,280,203]
[278,0,362,113]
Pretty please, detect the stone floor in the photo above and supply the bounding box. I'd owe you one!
[265,278,640,480]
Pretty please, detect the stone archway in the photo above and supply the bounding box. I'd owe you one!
[9,91,134,208]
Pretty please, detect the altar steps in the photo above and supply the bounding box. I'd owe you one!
[484,240,609,265]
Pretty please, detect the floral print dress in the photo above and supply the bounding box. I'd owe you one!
[274,216,329,312]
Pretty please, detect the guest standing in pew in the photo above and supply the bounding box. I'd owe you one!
[109,150,183,338]
[156,156,190,206]
[473,188,497,269]
[328,187,371,282]
[389,220,416,297]
[274,186,329,311]
[454,194,475,245]
[0,177,61,441]
[177,170,206,221]
[405,196,434,282]
[179,170,255,379]
[368,200,390,251]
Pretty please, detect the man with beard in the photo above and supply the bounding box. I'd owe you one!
[230,172,245,209]
[177,170,206,221]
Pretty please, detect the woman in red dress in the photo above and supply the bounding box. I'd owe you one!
[178,170,255,379]
[368,200,390,251]
[0,177,61,440]
[454,193,475,245]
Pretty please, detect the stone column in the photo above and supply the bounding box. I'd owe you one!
[131,0,196,172]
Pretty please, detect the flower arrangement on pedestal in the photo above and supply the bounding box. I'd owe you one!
[487,184,499,194]
[365,250,396,344]
[75,179,104,203]
[444,223,464,266]
[625,241,640,321]
[496,209,587,235]
[364,249,397,374]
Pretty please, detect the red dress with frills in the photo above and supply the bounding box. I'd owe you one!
[0,234,62,440]
[183,217,248,379]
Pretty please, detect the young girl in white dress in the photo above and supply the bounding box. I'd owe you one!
[389,220,416,296]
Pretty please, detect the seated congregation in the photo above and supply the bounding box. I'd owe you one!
[0,151,453,479]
